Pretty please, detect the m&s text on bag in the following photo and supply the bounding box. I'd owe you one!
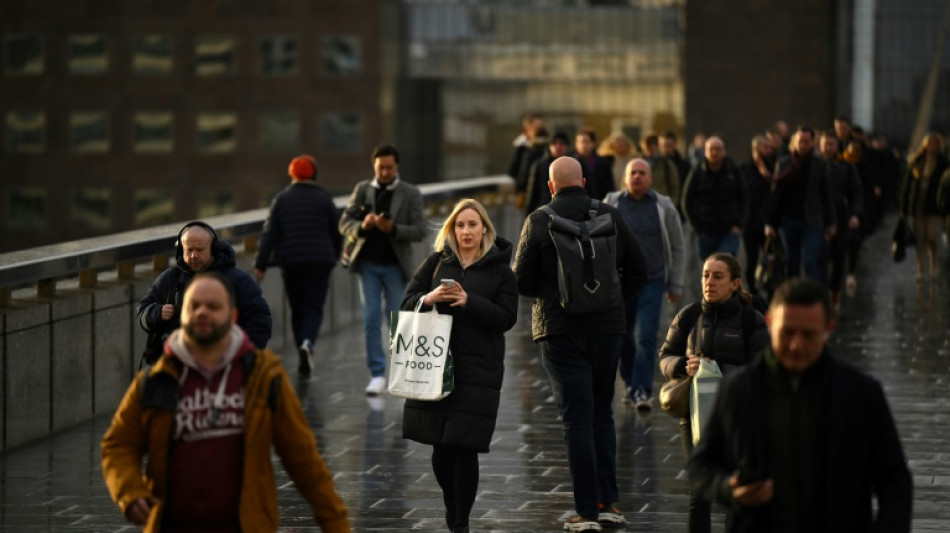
[393,334,448,370]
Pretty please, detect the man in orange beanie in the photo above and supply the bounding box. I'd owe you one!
[253,154,342,376]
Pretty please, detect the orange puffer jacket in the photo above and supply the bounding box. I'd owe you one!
[101,348,350,533]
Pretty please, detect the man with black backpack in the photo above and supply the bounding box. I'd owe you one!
[513,156,647,531]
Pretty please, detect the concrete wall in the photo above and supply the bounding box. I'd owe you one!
[0,200,516,451]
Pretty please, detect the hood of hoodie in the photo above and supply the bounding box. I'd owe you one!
[167,325,253,379]
[175,239,237,274]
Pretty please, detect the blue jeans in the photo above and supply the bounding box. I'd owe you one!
[779,217,824,281]
[540,334,622,519]
[282,263,333,348]
[697,232,740,260]
[620,279,665,397]
[359,261,406,378]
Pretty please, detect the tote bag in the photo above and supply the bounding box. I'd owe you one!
[690,359,723,446]
[388,300,455,400]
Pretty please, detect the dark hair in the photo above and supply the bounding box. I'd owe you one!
[796,125,816,138]
[662,130,677,140]
[371,143,400,163]
[819,129,836,139]
[577,127,597,143]
[705,253,753,306]
[769,279,832,323]
[551,131,569,144]
[186,271,237,310]
[834,115,852,125]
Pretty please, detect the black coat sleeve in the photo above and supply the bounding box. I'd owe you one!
[615,210,647,300]
[229,269,273,348]
[659,303,697,379]
[460,267,518,335]
[136,268,180,334]
[513,214,542,298]
[254,193,282,271]
[402,254,440,312]
[867,379,913,531]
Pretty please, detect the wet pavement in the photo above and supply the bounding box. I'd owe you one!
[1,219,949,532]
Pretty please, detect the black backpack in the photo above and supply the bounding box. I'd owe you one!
[541,199,622,314]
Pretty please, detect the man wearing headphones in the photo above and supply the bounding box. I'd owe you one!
[137,221,273,356]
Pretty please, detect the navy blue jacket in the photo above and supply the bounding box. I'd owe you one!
[137,242,273,348]
[254,181,342,269]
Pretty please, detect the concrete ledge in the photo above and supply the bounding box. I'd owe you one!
[52,315,93,431]
[5,328,50,449]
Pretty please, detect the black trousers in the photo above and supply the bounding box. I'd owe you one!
[680,420,711,533]
[432,444,479,531]
[281,263,333,348]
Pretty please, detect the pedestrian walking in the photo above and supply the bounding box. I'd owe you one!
[400,199,518,533]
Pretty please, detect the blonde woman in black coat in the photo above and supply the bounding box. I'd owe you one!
[401,198,518,533]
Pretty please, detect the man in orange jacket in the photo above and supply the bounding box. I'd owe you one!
[101,272,350,532]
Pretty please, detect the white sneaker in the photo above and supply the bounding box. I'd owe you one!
[365,376,386,396]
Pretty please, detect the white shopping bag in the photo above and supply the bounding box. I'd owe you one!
[690,359,723,446]
[388,300,454,400]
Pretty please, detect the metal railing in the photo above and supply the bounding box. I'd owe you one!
[0,176,515,306]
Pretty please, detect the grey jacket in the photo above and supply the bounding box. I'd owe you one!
[604,189,686,296]
[338,178,426,280]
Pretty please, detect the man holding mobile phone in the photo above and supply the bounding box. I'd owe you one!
[339,144,426,396]
[688,279,911,532]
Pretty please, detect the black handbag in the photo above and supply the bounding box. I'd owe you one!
[892,217,914,262]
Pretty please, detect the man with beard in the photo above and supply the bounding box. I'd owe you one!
[764,126,836,282]
[102,273,351,533]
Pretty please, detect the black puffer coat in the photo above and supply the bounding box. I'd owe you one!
[253,180,342,269]
[659,294,768,380]
[400,238,518,453]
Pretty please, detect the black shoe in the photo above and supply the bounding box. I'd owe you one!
[298,339,313,376]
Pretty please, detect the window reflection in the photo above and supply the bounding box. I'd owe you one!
[195,36,235,76]
[132,34,173,75]
[322,35,362,75]
[259,112,299,152]
[71,188,111,230]
[134,112,174,153]
[133,189,174,227]
[321,112,361,153]
[196,113,237,153]
[260,36,298,76]
[5,111,46,153]
[69,34,109,75]
[7,188,47,229]
[3,34,43,75]
[197,189,235,218]
[70,112,110,153]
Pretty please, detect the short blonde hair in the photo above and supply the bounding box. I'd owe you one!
[433,198,496,261]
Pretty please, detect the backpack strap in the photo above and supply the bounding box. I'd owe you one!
[588,199,600,220]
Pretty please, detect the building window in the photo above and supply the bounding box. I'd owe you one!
[3,34,43,75]
[134,112,174,153]
[134,188,174,227]
[197,188,235,218]
[132,34,173,75]
[7,188,47,229]
[5,111,46,153]
[260,36,298,76]
[70,112,110,153]
[322,35,361,75]
[195,36,235,76]
[69,34,109,75]
[321,111,361,153]
[71,188,111,230]
[196,112,237,153]
[259,112,299,152]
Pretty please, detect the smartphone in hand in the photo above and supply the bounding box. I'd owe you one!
[440,279,457,288]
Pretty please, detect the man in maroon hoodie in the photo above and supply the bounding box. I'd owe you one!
[102,273,350,532]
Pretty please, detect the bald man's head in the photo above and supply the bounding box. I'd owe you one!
[548,156,584,194]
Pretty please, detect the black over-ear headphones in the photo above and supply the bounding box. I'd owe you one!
[175,220,223,255]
